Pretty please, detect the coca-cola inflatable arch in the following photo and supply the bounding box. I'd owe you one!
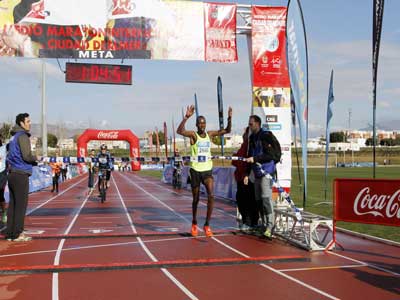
[77,129,140,171]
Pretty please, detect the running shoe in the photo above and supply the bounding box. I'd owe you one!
[240,224,252,232]
[191,224,198,237]
[203,226,213,237]
[11,234,32,242]
[263,228,272,239]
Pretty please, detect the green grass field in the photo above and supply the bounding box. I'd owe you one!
[290,166,400,243]
[139,166,400,243]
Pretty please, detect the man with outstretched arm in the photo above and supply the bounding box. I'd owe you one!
[177,104,232,237]
[244,115,281,239]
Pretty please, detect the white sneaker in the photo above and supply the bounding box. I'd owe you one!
[12,234,32,242]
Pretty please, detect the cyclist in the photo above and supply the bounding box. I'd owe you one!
[96,144,113,191]
[172,149,183,189]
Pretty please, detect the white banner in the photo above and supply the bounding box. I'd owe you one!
[253,106,292,187]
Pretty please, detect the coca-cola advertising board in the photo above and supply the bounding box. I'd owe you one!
[334,179,400,227]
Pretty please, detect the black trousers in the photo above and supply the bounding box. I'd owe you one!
[6,172,30,239]
[236,181,258,227]
[52,173,60,192]
[88,169,94,188]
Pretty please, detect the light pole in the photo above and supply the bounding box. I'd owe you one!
[41,60,47,157]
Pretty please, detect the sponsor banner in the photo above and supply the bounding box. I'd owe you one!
[163,165,235,199]
[334,178,400,227]
[251,6,289,88]
[252,107,292,184]
[287,0,309,202]
[204,3,237,63]
[253,87,291,109]
[0,0,232,61]
[97,131,120,140]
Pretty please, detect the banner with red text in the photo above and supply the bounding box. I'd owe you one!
[0,0,236,61]
[334,179,400,227]
[204,3,237,63]
[251,6,289,88]
[251,6,291,189]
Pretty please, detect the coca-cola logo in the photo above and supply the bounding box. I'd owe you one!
[97,131,119,140]
[353,187,400,219]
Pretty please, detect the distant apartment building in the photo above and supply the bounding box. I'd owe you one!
[347,130,400,140]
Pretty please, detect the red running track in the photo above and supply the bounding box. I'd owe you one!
[0,171,399,300]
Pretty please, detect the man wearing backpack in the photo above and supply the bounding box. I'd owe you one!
[244,115,281,239]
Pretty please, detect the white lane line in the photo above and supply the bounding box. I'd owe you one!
[328,251,400,277]
[127,173,339,300]
[112,174,198,300]
[278,264,367,272]
[120,173,193,225]
[52,185,92,300]
[0,234,233,259]
[134,173,400,278]
[211,237,340,299]
[27,177,87,215]
[129,173,237,218]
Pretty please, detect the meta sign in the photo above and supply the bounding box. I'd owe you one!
[334,178,400,227]
[65,62,132,85]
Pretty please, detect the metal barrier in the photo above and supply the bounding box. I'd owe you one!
[273,199,334,251]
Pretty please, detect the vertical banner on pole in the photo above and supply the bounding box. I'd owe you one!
[194,93,200,119]
[163,121,168,158]
[372,0,385,178]
[181,107,187,154]
[251,6,292,189]
[286,0,308,206]
[155,127,160,158]
[324,70,334,201]
[217,76,225,156]
[172,118,176,154]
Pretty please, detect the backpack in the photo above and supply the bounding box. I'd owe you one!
[260,129,282,164]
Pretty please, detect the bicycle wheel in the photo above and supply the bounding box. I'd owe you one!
[100,178,106,203]
[101,180,106,203]
[177,173,182,189]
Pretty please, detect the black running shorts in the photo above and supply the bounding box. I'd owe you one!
[189,168,213,188]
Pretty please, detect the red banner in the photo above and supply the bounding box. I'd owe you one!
[251,6,289,87]
[334,179,400,227]
[204,3,237,63]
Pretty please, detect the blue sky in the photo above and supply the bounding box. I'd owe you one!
[0,0,399,138]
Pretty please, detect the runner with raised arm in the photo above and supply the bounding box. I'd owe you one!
[177,104,232,237]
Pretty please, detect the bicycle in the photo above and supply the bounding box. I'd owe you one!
[172,166,182,189]
[98,168,110,203]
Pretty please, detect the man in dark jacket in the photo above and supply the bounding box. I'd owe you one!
[244,115,281,239]
[5,113,37,242]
